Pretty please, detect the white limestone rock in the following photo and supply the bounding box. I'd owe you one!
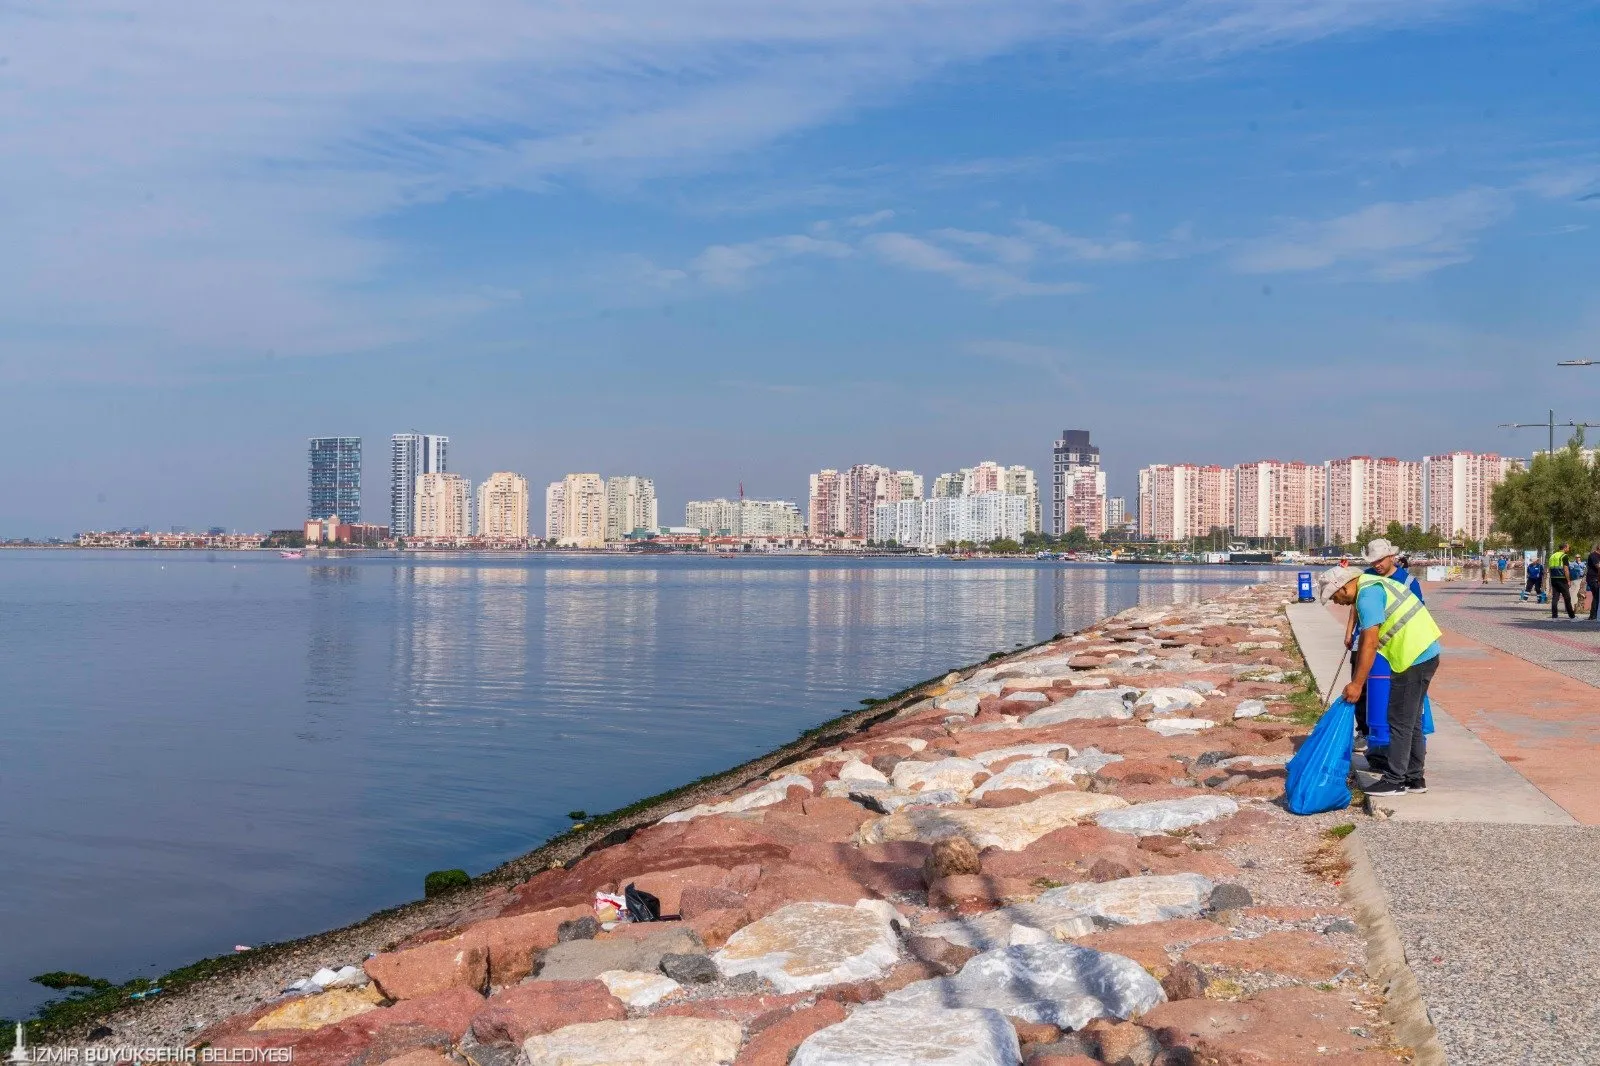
[885,943,1164,1030]
[1233,699,1269,719]
[712,900,901,993]
[857,790,1129,851]
[932,693,982,716]
[1135,687,1206,712]
[970,742,1077,766]
[1095,796,1239,836]
[792,1004,1021,1066]
[1064,750,1124,774]
[523,1017,741,1066]
[1180,679,1221,695]
[1023,690,1136,726]
[1037,874,1215,926]
[1146,718,1216,736]
[838,759,890,786]
[919,901,1096,951]
[969,758,1082,800]
[596,970,680,1008]
[999,690,1051,704]
[890,757,989,796]
[663,775,813,823]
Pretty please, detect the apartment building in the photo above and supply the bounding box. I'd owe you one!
[1325,457,1424,544]
[476,472,529,541]
[1235,460,1325,547]
[1051,429,1103,537]
[1136,464,1233,542]
[605,476,658,541]
[686,498,805,536]
[1423,452,1519,542]
[414,472,471,540]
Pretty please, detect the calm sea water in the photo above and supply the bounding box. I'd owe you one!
[0,550,1281,1017]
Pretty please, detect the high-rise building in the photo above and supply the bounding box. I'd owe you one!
[871,492,1030,549]
[605,476,658,541]
[414,472,471,540]
[1136,464,1233,542]
[390,433,448,536]
[544,481,565,542]
[963,461,1004,496]
[1325,457,1424,544]
[1051,430,1103,537]
[687,498,805,536]
[554,473,606,548]
[1423,452,1518,542]
[1003,466,1041,535]
[476,472,529,541]
[1234,461,1325,547]
[808,469,846,535]
[931,472,966,498]
[308,437,361,522]
[1107,497,1128,529]
[1061,467,1107,539]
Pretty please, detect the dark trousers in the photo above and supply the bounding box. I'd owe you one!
[1551,578,1574,618]
[1380,655,1439,788]
[1589,583,1599,620]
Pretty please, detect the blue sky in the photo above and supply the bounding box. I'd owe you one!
[3,0,1600,536]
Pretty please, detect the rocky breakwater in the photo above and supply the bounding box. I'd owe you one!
[188,584,1400,1066]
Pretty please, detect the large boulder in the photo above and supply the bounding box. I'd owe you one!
[469,981,626,1045]
[1094,797,1239,836]
[1023,690,1136,726]
[662,775,813,823]
[918,901,1096,951]
[890,758,990,796]
[969,758,1081,800]
[458,904,592,985]
[857,791,1128,851]
[521,1017,741,1066]
[248,987,384,1031]
[791,1004,1021,1066]
[712,900,902,993]
[884,943,1164,1030]
[535,926,702,981]
[1037,874,1214,926]
[365,938,488,1000]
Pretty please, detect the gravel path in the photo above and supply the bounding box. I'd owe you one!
[1427,582,1600,688]
[1361,821,1600,1066]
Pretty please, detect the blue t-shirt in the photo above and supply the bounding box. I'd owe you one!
[1364,565,1424,602]
[1356,582,1440,668]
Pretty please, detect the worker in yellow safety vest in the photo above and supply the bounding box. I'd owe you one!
[1321,566,1443,797]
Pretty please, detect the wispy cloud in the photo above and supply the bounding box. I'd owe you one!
[0,0,1505,376]
[865,233,1087,297]
[965,339,1078,387]
[1233,189,1513,280]
[689,235,852,288]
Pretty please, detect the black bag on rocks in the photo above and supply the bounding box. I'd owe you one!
[624,883,661,922]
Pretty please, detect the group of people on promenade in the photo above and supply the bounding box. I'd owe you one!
[1319,539,1443,799]
[1519,543,1600,620]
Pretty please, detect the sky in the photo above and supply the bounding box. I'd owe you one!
[3,0,1600,537]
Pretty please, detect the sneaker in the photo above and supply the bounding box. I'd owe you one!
[1406,778,1428,794]
[1353,736,1368,753]
[1364,779,1408,796]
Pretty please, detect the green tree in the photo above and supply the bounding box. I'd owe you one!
[1492,435,1600,549]
[988,538,1021,554]
[1063,525,1090,549]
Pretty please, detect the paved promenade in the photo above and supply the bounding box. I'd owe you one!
[1289,588,1600,1065]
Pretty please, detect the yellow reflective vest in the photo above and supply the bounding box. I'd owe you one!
[1357,573,1442,673]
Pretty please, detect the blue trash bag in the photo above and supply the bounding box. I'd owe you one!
[1422,693,1435,736]
[1285,697,1356,815]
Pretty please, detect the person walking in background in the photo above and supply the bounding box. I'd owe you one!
[1323,564,1444,797]
[1587,543,1600,621]
[1522,556,1545,603]
[1497,555,1509,583]
[1550,543,1575,619]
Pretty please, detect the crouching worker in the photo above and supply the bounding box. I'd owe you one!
[1321,566,1443,797]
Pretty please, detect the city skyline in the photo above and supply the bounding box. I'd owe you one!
[4,4,1599,539]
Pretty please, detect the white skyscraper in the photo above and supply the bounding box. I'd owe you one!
[605,476,659,540]
[390,433,448,537]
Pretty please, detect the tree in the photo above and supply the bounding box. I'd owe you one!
[988,538,1021,554]
[1063,525,1090,549]
[1491,433,1600,548]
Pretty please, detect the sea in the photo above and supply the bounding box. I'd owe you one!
[0,550,1285,1018]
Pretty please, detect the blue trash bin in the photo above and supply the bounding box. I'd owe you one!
[1297,571,1315,602]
